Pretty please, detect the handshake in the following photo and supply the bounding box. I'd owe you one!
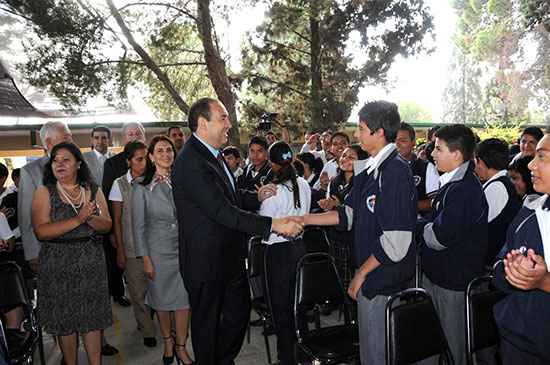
[272,216,307,238]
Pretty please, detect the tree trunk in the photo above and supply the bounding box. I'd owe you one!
[196,0,240,147]
[106,0,190,115]
[310,15,324,128]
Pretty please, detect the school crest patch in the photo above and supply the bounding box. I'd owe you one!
[366,194,376,213]
[414,175,421,186]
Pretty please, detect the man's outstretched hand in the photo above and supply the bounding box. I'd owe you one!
[272,216,304,238]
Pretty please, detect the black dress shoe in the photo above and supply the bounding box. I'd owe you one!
[114,295,132,307]
[143,337,157,347]
[101,343,120,356]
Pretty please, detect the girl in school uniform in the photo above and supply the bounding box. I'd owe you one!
[260,141,311,365]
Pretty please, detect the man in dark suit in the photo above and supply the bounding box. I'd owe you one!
[172,98,302,364]
[102,121,146,308]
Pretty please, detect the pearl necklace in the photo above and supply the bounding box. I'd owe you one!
[56,181,85,214]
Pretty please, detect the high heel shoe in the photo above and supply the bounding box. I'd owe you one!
[175,343,194,365]
[163,336,175,365]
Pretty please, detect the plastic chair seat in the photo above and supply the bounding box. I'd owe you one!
[299,324,359,359]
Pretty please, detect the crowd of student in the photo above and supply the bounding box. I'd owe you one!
[0,97,549,365]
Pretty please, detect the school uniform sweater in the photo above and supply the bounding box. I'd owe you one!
[492,194,550,360]
[334,145,417,299]
[417,160,488,291]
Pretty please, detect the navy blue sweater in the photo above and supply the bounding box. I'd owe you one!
[335,146,417,299]
[417,161,488,291]
[492,195,550,360]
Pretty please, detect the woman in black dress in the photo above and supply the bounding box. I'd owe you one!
[31,142,112,365]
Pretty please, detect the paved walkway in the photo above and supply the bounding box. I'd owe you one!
[34,300,342,364]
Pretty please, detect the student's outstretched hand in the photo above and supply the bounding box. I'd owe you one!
[272,217,303,238]
[504,248,550,293]
[318,196,341,211]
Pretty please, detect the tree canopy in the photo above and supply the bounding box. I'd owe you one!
[1,0,436,142]
[240,0,434,133]
[451,0,550,122]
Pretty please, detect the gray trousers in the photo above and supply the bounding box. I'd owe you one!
[358,291,388,364]
[420,274,466,365]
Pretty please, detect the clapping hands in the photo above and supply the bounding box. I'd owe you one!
[504,248,550,292]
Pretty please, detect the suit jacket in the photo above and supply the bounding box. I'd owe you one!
[84,150,114,187]
[131,177,179,259]
[172,135,272,282]
[102,151,128,200]
[17,154,49,261]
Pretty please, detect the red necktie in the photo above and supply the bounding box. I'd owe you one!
[217,153,224,169]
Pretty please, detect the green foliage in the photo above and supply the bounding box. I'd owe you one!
[476,122,521,143]
[240,0,434,134]
[3,0,129,112]
[450,0,550,122]
[397,102,433,124]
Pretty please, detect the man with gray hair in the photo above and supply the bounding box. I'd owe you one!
[102,121,146,308]
[18,121,72,272]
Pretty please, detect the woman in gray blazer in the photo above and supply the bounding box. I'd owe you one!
[132,136,193,365]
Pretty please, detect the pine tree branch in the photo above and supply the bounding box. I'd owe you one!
[117,2,197,22]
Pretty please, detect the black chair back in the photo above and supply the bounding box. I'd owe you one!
[246,236,273,364]
[296,253,345,309]
[466,275,505,365]
[294,253,359,364]
[248,237,266,284]
[386,288,454,365]
[302,227,330,254]
[0,262,30,310]
[0,261,38,364]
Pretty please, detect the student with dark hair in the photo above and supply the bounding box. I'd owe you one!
[396,122,439,216]
[508,155,539,203]
[296,152,323,187]
[238,136,274,209]
[417,124,488,365]
[300,130,333,164]
[492,130,550,363]
[518,126,544,158]
[427,125,441,143]
[317,144,368,292]
[295,101,417,363]
[314,131,350,191]
[108,141,157,348]
[222,146,243,179]
[259,141,311,365]
[475,138,520,266]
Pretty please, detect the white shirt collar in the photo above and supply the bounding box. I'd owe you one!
[354,143,395,176]
[439,165,460,187]
[125,169,133,183]
[482,170,507,188]
[93,148,108,159]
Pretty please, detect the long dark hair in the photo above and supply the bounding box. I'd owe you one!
[141,135,176,186]
[43,142,95,188]
[296,152,323,175]
[269,141,300,209]
[332,144,369,188]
